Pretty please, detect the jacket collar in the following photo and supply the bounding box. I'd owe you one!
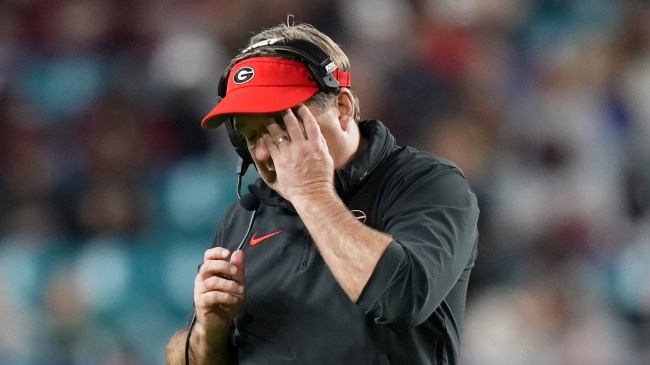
[334,120,396,200]
[249,120,397,207]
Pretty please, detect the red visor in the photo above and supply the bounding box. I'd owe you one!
[201,57,351,129]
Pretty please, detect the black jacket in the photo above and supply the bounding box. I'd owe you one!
[213,120,480,365]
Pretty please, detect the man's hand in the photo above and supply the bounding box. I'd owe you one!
[259,104,393,303]
[166,248,243,365]
[261,104,336,202]
[194,248,246,338]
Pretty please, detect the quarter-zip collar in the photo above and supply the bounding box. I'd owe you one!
[335,120,396,201]
[248,120,397,207]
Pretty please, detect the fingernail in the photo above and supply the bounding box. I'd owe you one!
[238,285,244,294]
[230,266,237,275]
[221,248,230,257]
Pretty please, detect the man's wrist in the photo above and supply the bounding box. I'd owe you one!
[288,183,337,209]
[190,322,231,364]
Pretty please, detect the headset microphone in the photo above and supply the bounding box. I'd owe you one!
[236,158,250,199]
[235,192,259,251]
[239,192,260,212]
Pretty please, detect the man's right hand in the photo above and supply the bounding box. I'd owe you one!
[194,248,246,339]
[166,248,244,365]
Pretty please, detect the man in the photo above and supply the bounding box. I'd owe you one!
[166,21,479,365]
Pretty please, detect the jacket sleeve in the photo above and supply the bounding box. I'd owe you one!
[355,164,479,328]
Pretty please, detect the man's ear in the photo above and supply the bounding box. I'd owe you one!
[337,88,355,131]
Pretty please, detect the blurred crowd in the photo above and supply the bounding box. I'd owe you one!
[0,0,649,364]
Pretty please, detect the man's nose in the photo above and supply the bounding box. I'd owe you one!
[253,137,271,162]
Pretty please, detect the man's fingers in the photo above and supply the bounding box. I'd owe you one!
[262,133,281,157]
[263,117,288,144]
[198,259,239,281]
[195,252,246,307]
[196,290,241,306]
[200,275,245,295]
[281,108,306,141]
[204,247,230,261]
[295,104,322,141]
[230,250,245,268]
[229,250,246,284]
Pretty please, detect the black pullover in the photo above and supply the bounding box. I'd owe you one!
[212,120,480,365]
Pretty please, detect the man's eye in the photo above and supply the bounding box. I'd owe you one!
[243,132,257,145]
[238,130,254,140]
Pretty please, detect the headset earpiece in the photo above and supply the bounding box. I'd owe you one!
[225,118,254,167]
[260,39,341,92]
[217,67,229,99]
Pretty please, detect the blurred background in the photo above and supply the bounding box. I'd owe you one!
[1,0,649,364]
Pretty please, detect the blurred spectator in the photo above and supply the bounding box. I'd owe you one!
[462,265,634,365]
[0,245,33,364]
[62,94,165,239]
[609,217,650,363]
[71,180,150,238]
[0,97,64,243]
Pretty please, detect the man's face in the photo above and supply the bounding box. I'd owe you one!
[233,101,341,192]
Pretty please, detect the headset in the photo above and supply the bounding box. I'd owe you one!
[217,38,347,193]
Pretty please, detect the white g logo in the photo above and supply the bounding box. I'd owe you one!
[233,67,255,84]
